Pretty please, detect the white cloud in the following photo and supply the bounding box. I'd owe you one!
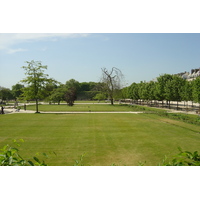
[7,48,28,54]
[0,33,90,53]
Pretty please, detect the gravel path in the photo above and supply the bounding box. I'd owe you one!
[2,103,199,115]
[3,108,143,114]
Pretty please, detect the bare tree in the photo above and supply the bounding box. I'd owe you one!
[101,67,124,105]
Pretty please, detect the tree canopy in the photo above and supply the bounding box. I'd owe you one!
[1,60,199,110]
[122,74,200,110]
[21,60,52,113]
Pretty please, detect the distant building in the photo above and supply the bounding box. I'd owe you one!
[150,68,200,83]
[175,68,200,81]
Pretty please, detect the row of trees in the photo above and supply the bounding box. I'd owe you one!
[19,61,106,112]
[48,67,125,106]
[0,61,125,112]
[122,74,200,109]
[1,60,199,112]
[0,80,104,104]
[0,84,24,102]
[47,79,103,106]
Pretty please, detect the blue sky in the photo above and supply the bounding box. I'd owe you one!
[0,33,200,89]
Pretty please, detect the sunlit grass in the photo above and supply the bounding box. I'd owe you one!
[0,113,200,166]
[26,104,135,112]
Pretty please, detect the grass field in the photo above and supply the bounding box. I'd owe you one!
[0,111,200,166]
[26,103,135,112]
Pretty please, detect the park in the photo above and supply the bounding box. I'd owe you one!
[0,102,200,166]
[0,61,200,166]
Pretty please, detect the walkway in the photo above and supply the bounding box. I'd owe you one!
[2,102,199,115]
[3,108,143,114]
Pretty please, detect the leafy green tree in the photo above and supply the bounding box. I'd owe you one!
[137,81,156,105]
[77,82,100,100]
[65,79,80,92]
[138,81,148,102]
[93,93,106,101]
[65,87,77,106]
[79,91,99,100]
[127,82,140,103]
[21,60,51,113]
[192,77,200,104]
[81,82,90,91]
[146,81,157,105]
[156,74,173,106]
[64,79,80,106]
[0,87,14,102]
[79,82,97,92]
[49,86,66,104]
[165,75,186,109]
[43,81,59,100]
[121,87,129,100]
[181,80,193,109]
[11,84,24,100]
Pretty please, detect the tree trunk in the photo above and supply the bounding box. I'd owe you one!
[111,98,114,105]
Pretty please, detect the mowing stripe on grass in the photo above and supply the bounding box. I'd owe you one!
[0,113,200,165]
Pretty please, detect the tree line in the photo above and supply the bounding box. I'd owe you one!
[0,61,124,112]
[0,80,104,102]
[121,73,200,109]
[1,60,199,112]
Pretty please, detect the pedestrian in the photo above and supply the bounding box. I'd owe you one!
[1,106,4,114]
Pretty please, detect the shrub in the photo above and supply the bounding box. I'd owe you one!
[0,139,48,166]
[160,147,200,166]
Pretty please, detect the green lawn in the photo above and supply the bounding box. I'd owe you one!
[26,104,135,112]
[0,113,200,166]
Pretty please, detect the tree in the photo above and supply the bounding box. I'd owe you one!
[65,79,80,91]
[192,77,200,104]
[121,87,129,100]
[127,82,140,103]
[21,60,51,113]
[65,88,77,106]
[147,81,157,105]
[65,79,80,106]
[156,74,173,107]
[79,82,90,92]
[11,83,24,100]
[93,93,106,101]
[181,80,193,109]
[49,86,66,105]
[165,75,186,109]
[0,87,14,102]
[138,81,148,103]
[100,67,124,105]
[43,81,59,100]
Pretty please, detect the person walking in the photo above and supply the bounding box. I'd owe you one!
[1,106,4,114]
